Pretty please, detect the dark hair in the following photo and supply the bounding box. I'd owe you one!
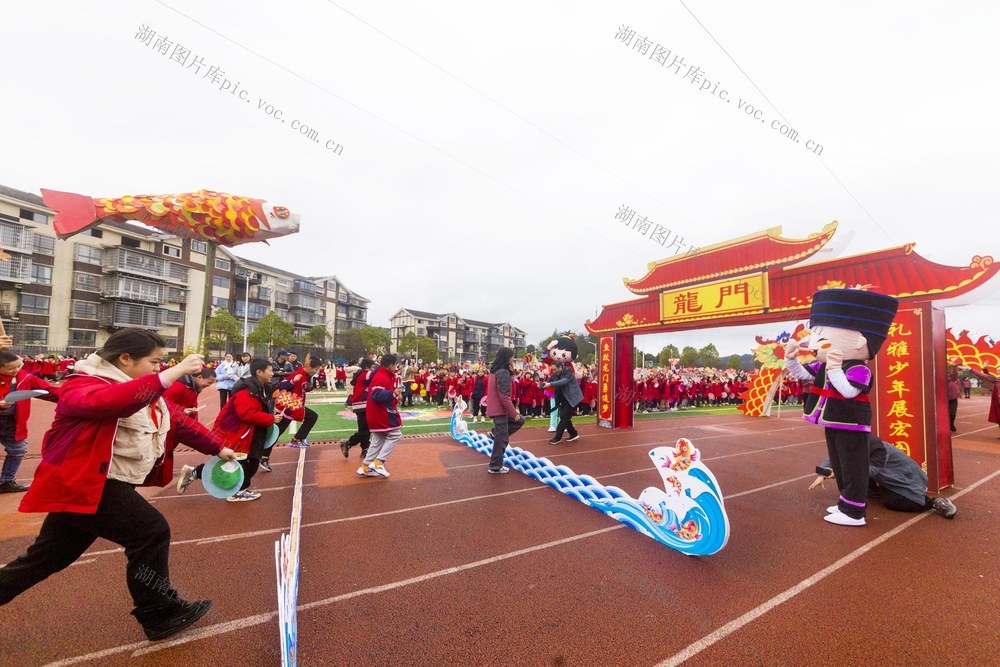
[491,347,514,374]
[380,354,397,368]
[0,350,21,365]
[240,352,251,359]
[196,368,216,380]
[98,328,167,364]
[359,358,374,369]
[250,358,271,377]
[305,355,323,369]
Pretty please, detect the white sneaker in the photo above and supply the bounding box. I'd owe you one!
[370,460,390,478]
[826,505,838,514]
[823,511,865,526]
[177,465,197,494]
[547,426,557,432]
[356,464,379,478]
[226,490,256,502]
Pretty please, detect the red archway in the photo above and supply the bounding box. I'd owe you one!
[586,222,999,492]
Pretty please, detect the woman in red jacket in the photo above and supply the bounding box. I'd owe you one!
[0,329,218,641]
[0,350,60,493]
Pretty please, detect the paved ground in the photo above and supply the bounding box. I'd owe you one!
[1,392,998,666]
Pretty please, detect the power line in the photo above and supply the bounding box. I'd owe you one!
[152,0,646,259]
[676,0,896,245]
[321,0,704,237]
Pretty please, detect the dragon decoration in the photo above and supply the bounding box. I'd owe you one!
[738,323,815,417]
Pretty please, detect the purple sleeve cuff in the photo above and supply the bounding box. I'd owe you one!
[844,364,872,388]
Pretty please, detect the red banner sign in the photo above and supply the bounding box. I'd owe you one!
[872,307,927,472]
[598,335,614,428]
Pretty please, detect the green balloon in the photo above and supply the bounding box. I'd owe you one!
[211,461,241,489]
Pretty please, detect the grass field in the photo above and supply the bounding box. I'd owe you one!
[277,390,804,442]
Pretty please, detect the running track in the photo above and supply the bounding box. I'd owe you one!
[1,394,998,665]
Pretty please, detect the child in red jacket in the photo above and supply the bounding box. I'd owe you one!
[358,355,402,478]
[0,329,217,641]
[0,350,60,493]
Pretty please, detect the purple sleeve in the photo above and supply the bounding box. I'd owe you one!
[844,364,872,389]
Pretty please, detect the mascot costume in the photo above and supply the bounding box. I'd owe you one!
[543,335,579,432]
[784,289,898,527]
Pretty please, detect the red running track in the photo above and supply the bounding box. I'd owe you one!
[1,394,998,665]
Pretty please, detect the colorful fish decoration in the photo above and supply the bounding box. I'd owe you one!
[41,188,300,246]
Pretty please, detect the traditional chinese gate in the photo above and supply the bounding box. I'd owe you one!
[586,222,998,492]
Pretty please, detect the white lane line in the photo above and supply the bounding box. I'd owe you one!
[150,483,316,502]
[955,424,1000,437]
[445,425,809,470]
[35,467,837,663]
[723,474,815,499]
[652,467,1000,667]
[130,526,625,658]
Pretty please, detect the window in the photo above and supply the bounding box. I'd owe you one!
[87,228,103,238]
[71,300,99,320]
[162,245,181,257]
[211,296,230,309]
[30,264,52,285]
[276,278,290,290]
[22,326,48,345]
[213,276,230,289]
[121,237,141,249]
[32,234,55,255]
[19,208,49,224]
[74,271,101,292]
[190,240,208,254]
[68,329,96,347]
[74,244,103,264]
[163,336,178,349]
[19,294,50,314]
[215,258,231,271]
[256,286,271,300]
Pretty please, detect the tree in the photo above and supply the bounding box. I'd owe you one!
[538,329,560,353]
[526,344,536,354]
[303,324,332,350]
[726,354,744,370]
[359,325,391,357]
[247,311,295,356]
[203,308,243,356]
[698,343,721,369]
[658,344,680,367]
[679,345,699,367]
[398,331,419,357]
[334,328,364,361]
[416,336,438,363]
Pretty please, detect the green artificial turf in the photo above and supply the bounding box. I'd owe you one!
[276,390,804,442]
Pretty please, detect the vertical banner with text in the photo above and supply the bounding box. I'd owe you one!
[872,307,927,472]
[598,335,614,428]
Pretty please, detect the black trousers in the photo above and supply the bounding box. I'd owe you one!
[0,479,180,624]
[963,387,971,399]
[489,414,524,470]
[276,407,318,441]
[401,384,413,407]
[825,428,869,519]
[344,409,371,452]
[471,394,485,417]
[554,402,578,440]
[948,399,958,430]
[219,388,231,406]
[881,487,934,513]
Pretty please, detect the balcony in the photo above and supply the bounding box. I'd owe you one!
[101,275,166,304]
[0,254,32,283]
[289,293,322,311]
[102,248,189,285]
[274,291,289,306]
[99,302,169,329]
[291,310,325,326]
[164,308,184,326]
[0,221,34,254]
[292,279,321,295]
[167,287,188,303]
[234,301,270,321]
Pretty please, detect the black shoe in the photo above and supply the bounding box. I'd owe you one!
[360,448,369,459]
[0,481,29,493]
[566,434,580,442]
[548,438,562,445]
[340,440,350,458]
[141,599,213,641]
[259,459,272,473]
[951,427,957,432]
[487,466,510,475]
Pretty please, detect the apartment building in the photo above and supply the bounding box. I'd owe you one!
[0,184,368,356]
[390,308,527,363]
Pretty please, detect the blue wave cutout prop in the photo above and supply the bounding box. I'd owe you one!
[450,402,730,556]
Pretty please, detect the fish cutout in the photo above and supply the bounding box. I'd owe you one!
[448,401,730,556]
[41,188,300,246]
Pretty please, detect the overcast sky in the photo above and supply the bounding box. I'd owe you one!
[4,1,997,358]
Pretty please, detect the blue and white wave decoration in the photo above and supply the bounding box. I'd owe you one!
[450,403,730,556]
